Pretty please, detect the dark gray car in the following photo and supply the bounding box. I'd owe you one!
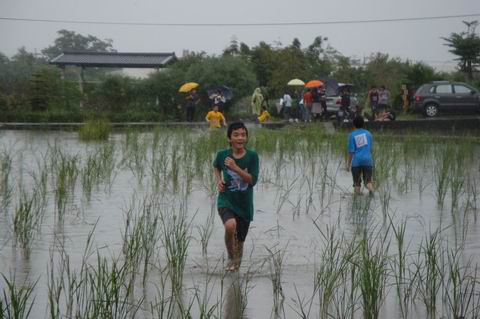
[413,81,480,117]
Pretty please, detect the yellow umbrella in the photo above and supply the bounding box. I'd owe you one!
[179,82,199,93]
[287,79,305,86]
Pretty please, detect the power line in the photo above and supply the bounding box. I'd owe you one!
[1,13,480,27]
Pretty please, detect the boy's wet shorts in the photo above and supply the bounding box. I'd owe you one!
[218,208,250,242]
[351,166,373,187]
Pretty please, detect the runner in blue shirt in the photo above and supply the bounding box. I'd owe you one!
[347,116,374,194]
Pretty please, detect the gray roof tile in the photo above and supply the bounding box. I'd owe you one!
[50,51,176,68]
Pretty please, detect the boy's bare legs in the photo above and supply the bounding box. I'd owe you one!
[223,218,245,272]
[224,219,236,258]
[224,219,239,271]
[366,181,374,196]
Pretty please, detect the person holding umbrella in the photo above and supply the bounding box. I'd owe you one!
[208,85,232,113]
[210,90,226,113]
[185,89,200,122]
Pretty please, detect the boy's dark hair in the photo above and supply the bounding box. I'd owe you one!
[353,116,364,128]
[261,105,267,110]
[227,122,248,139]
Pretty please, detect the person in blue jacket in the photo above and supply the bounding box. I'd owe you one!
[346,116,374,194]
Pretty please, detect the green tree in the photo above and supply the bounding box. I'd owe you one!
[42,29,115,60]
[404,62,437,88]
[184,55,257,107]
[0,48,49,110]
[304,36,336,78]
[249,42,279,86]
[223,36,240,56]
[443,21,480,80]
[268,45,309,97]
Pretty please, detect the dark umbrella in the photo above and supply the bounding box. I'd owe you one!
[207,85,233,101]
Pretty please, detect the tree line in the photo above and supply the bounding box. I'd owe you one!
[0,24,478,122]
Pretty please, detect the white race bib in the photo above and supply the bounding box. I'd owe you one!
[354,133,368,148]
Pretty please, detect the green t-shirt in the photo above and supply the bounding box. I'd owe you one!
[213,148,259,221]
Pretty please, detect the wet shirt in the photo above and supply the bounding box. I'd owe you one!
[303,91,313,106]
[378,90,390,105]
[213,149,259,221]
[283,94,292,107]
[205,111,226,128]
[348,129,373,167]
[185,93,199,108]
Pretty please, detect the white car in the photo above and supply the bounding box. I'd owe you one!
[325,83,358,115]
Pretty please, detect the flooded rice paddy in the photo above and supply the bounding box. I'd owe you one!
[0,126,479,319]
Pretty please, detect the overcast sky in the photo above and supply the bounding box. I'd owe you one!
[1,0,480,70]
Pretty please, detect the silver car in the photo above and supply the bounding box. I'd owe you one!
[325,83,358,115]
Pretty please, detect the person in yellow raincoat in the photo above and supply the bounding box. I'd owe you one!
[205,105,227,128]
[251,88,263,116]
[257,106,271,123]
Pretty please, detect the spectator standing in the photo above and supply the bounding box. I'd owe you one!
[185,89,200,122]
[251,88,263,116]
[319,86,327,120]
[378,85,390,112]
[303,89,313,122]
[367,85,379,116]
[210,90,226,113]
[401,84,409,113]
[311,88,322,121]
[282,91,292,120]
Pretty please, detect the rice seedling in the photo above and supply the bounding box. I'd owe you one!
[434,146,453,208]
[78,119,111,141]
[466,177,478,221]
[378,185,392,220]
[289,283,318,319]
[266,244,287,318]
[0,150,13,213]
[222,271,254,319]
[121,193,161,287]
[356,227,390,319]
[150,275,177,319]
[416,228,444,319]
[197,209,215,259]
[388,216,416,319]
[12,188,46,255]
[312,223,358,319]
[442,248,478,319]
[121,129,148,182]
[191,261,223,319]
[54,153,79,217]
[449,156,466,211]
[159,205,192,298]
[1,274,37,319]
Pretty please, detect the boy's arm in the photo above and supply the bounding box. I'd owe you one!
[347,153,353,170]
[205,113,210,122]
[224,157,253,185]
[214,167,225,192]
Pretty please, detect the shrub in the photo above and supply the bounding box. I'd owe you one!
[78,119,111,140]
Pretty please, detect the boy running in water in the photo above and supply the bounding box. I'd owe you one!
[213,122,259,272]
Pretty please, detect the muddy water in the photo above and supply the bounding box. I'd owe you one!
[0,129,479,318]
